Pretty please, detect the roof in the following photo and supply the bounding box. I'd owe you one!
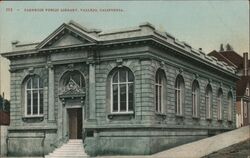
[0,111,10,125]
[220,50,243,68]
[236,76,250,96]
[1,20,237,75]
[208,50,237,67]
[208,50,243,69]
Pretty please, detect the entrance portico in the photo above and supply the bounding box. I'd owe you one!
[59,69,86,141]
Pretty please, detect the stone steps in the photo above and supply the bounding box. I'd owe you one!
[45,139,89,158]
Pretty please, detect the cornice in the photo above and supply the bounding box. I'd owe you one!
[2,33,237,77]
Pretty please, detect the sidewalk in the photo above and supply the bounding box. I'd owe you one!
[202,139,250,158]
[153,125,250,158]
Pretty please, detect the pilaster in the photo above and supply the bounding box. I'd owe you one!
[88,62,96,120]
[48,65,55,121]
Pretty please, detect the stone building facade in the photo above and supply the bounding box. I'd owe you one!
[2,21,238,156]
[208,48,250,127]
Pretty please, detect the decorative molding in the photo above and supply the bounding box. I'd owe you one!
[116,58,123,67]
[195,73,199,79]
[179,68,183,74]
[47,64,54,69]
[86,60,95,65]
[61,98,65,106]
[220,82,223,88]
[230,86,233,91]
[67,63,74,70]
[59,71,86,102]
[28,67,34,73]
[9,67,18,73]
[160,61,165,68]
[208,78,212,84]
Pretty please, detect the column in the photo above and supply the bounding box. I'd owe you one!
[48,66,55,121]
[89,63,96,120]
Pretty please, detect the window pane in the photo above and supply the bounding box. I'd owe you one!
[193,94,195,115]
[27,90,31,115]
[32,77,38,89]
[113,85,118,112]
[155,73,159,83]
[218,97,221,119]
[40,90,43,114]
[175,90,178,113]
[128,84,133,111]
[33,90,38,115]
[158,73,162,84]
[205,96,208,117]
[128,71,134,82]
[113,72,118,83]
[120,84,126,111]
[159,86,162,112]
[156,85,158,111]
[178,90,181,113]
[27,79,31,89]
[39,77,43,88]
[176,80,179,89]
[119,69,127,83]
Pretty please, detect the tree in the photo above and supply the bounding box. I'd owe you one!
[226,43,233,51]
[220,44,224,52]
[0,95,10,112]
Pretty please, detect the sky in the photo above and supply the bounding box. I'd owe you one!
[0,1,249,55]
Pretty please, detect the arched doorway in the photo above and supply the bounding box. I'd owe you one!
[59,70,86,140]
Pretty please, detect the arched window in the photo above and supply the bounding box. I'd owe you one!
[155,69,166,113]
[228,92,233,121]
[175,75,185,116]
[25,75,43,116]
[111,67,134,113]
[205,84,212,119]
[192,80,200,117]
[217,88,223,120]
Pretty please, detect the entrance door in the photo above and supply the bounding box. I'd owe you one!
[68,108,82,139]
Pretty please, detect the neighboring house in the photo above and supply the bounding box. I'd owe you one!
[0,56,10,156]
[0,56,10,100]
[0,111,10,156]
[208,45,250,127]
[1,21,238,157]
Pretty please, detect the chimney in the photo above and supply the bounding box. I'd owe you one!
[243,52,248,76]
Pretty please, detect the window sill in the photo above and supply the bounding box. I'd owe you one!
[206,118,212,121]
[155,112,167,119]
[22,115,44,122]
[110,111,134,115]
[217,119,223,122]
[192,116,200,120]
[175,114,184,118]
[23,115,44,118]
[108,112,134,119]
[227,120,233,123]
